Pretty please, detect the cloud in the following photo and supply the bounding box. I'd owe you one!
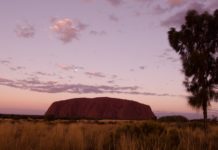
[111,74,118,79]
[109,14,119,22]
[133,11,144,17]
[152,0,187,15]
[0,78,12,83]
[158,49,179,63]
[130,69,135,72]
[161,2,206,27]
[50,18,77,43]
[57,64,84,72]
[0,77,137,94]
[90,30,107,36]
[35,71,49,76]
[166,57,179,62]
[123,91,178,97]
[107,80,115,84]
[85,72,106,78]
[15,22,35,38]
[161,11,185,27]
[10,66,25,71]
[0,60,10,65]
[167,0,185,7]
[135,0,152,4]
[50,18,87,43]
[207,0,218,11]
[90,30,98,35]
[106,0,123,6]
[185,2,206,12]
[34,71,55,76]
[153,5,169,14]
[129,66,146,71]
[158,50,169,58]
[139,66,146,70]
[0,59,26,71]
[81,0,95,3]
[0,76,179,97]
[77,21,88,31]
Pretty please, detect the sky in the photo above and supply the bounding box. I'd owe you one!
[0,0,218,118]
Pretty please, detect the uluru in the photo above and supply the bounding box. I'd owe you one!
[45,97,156,120]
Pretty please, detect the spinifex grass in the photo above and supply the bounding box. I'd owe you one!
[0,119,217,150]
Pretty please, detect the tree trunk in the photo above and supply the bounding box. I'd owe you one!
[203,103,207,134]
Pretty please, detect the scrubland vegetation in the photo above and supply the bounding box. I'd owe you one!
[0,118,218,150]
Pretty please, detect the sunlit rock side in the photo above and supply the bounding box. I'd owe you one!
[45,97,156,120]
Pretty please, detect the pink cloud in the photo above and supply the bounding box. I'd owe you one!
[135,0,153,5]
[109,14,119,22]
[0,76,178,96]
[152,0,187,15]
[161,2,205,27]
[139,66,146,70]
[207,0,218,11]
[57,64,84,72]
[133,11,143,17]
[50,18,87,43]
[76,21,88,31]
[90,30,106,36]
[81,0,95,3]
[153,5,168,14]
[167,0,185,6]
[10,66,25,71]
[135,0,148,2]
[0,59,10,65]
[106,0,123,6]
[15,22,35,38]
[85,72,106,78]
[111,74,118,79]
[107,80,115,84]
[50,18,77,43]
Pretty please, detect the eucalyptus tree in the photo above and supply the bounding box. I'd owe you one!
[168,9,218,131]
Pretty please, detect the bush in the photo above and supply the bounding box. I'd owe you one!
[158,115,188,122]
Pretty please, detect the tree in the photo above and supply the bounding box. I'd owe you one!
[168,9,218,132]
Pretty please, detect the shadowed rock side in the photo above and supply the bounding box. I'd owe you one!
[45,97,156,120]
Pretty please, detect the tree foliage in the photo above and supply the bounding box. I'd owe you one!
[168,9,218,128]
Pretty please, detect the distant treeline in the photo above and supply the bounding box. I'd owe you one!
[0,114,120,121]
[0,114,217,123]
[0,114,44,120]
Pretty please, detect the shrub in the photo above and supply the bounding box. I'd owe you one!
[158,115,188,122]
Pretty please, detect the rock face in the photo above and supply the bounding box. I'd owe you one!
[45,97,156,120]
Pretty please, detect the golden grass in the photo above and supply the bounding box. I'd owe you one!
[0,119,218,150]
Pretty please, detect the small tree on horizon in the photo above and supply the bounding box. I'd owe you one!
[168,9,218,132]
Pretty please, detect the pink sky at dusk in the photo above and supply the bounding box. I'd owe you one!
[1,0,218,118]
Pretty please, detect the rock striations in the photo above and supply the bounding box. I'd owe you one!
[45,97,156,120]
